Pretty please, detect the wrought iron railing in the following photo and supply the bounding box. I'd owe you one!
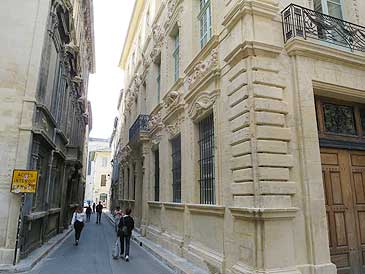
[282,4,365,52]
[129,114,149,143]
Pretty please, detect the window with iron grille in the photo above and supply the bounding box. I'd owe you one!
[171,135,181,203]
[87,152,92,175]
[127,168,130,199]
[172,31,180,82]
[199,0,212,48]
[133,163,136,200]
[101,174,107,187]
[199,113,215,204]
[154,149,160,201]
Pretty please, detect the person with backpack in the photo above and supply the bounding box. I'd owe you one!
[85,205,92,222]
[71,206,85,246]
[118,208,134,261]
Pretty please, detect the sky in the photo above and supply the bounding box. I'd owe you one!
[88,0,135,139]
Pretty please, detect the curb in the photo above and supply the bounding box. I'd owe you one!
[0,228,73,273]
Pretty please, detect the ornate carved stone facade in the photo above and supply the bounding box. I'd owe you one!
[110,0,365,273]
[0,0,95,264]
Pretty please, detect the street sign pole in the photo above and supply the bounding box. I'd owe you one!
[13,193,25,265]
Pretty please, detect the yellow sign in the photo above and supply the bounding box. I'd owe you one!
[11,170,38,193]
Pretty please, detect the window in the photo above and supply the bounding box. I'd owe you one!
[127,168,130,199]
[199,113,215,204]
[102,157,108,167]
[314,0,343,19]
[146,8,150,27]
[133,163,136,200]
[199,0,212,48]
[87,152,92,175]
[171,135,181,203]
[323,103,356,135]
[172,31,180,82]
[101,174,107,187]
[154,149,160,201]
[315,97,365,145]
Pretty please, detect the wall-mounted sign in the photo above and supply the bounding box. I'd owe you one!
[11,170,38,193]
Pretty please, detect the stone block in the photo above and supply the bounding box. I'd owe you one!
[254,98,288,114]
[258,167,290,181]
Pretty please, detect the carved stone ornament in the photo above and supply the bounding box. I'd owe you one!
[165,117,184,137]
[164,0,183,31]
[148,111,163,130]
[142,53,151,71]
[151,134,162,145]
[186,48,219,89]
[167,0,178,19]
[150,23,164,60]
[188,90,219,121]
[163,90,183,110]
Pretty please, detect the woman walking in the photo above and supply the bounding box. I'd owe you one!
[118,208,134,261]
[71,206,85,246]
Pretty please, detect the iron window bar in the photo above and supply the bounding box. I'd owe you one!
[171,135,181,203]
[198,113,215,205]
[154,149,160,201]
[281,4,365,52]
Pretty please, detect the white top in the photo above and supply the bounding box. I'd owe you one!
[71,212,85,225]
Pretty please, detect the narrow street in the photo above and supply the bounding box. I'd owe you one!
[28,213,172,274]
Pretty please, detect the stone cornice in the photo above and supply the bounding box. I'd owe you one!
[223,40,282,66]
[284,38,365,69]
[222,0,279,30]
[313,81,365,103]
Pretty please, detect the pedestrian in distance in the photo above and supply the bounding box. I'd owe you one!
[114,206,123,233]
[86,205,92,222]
[92,202,96,214]
[71,206,85,246]
[118,208,134,261]
[96,201,103,224]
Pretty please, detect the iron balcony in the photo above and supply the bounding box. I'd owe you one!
[282,4,365,52]
[129,114,150,144]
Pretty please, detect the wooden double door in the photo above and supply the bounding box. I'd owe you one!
[321,148,365,274]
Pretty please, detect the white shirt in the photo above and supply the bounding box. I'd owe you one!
[71,212,85,225]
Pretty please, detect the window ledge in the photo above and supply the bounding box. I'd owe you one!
[187,203,225,216]
[147,201,163,208]
[26,211,48,221]
[163,202,185,211]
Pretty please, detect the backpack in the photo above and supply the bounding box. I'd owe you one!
[118,217,128,236]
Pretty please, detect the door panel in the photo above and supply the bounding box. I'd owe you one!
[321,148,359,274]
[349,152,365,274]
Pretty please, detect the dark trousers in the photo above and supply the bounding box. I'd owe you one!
[120,234,131,256]
[96,212,102,223]
[86,213,91,222]
[74,221,84,241]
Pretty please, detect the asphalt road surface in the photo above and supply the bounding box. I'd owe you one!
[28,213,173,274]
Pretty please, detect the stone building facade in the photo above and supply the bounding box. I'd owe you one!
[0,0,94,263]
[85,138,112,208]
[112,0,365,273]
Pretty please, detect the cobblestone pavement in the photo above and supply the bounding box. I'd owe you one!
[27,213,173,274]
